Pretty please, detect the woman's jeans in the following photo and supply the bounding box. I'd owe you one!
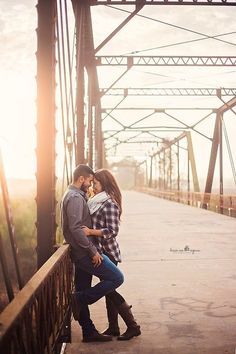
[104,253,125,307]
[74,253,124,337]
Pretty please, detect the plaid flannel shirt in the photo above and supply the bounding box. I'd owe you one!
[91,199,121,262]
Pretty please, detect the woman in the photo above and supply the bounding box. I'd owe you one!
[82,168,141,341]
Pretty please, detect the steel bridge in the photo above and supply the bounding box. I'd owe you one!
[0,0,236,353]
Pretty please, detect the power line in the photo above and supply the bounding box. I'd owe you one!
[107,5,236,53]
[123,32,236,55]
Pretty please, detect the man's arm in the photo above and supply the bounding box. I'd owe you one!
[67,196,97,257]
[83,202,120,239]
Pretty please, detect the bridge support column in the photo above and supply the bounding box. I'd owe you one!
[73,1,103,168]
[149,156,153,188]
[36,0,57,269]
[203,112,221,209]
[74,4,86,165]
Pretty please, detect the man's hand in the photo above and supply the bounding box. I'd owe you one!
[82,226,91,236]
[92,252,103,267]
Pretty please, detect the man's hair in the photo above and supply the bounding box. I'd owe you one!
[73,164,94,182]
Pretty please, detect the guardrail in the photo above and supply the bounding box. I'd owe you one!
[0,244,73,354]
[137,188,236,217]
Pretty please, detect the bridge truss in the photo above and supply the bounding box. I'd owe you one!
[36,0,236,266]
[1,1,236,353]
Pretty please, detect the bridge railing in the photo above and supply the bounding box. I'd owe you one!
[138,188,236,217]
[0,244,73,354]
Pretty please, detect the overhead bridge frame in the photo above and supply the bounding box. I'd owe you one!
[89,0,236,6]
[100,88,236,96]
[96,56,236,66]
[0,0,234,352]
[36,0,236,269]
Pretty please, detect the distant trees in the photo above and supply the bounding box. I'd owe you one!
[0,195,37,311]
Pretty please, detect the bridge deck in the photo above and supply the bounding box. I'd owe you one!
[65,190,236,354]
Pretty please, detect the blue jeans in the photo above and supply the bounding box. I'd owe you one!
[74,267,95,336]
[74,253,124,336]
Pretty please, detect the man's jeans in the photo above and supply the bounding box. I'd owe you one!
[74,267,94,336]
[74,253,124,336]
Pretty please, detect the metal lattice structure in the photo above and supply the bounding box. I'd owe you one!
[0,245,72,354]
[100,88,236,96]
[89,0,236,5]
[96,55,236,66]
[33,0,236,274]
[0,1,236,353]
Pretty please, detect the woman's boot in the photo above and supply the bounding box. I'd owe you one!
[117,302,141,340]
[102,297,120,336]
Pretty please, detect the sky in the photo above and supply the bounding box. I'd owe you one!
[0,1,236,189]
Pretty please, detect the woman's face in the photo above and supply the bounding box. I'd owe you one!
[93,178,103,195]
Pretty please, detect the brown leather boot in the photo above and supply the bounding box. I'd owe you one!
[117,302,141,341]
[102,296,120,336]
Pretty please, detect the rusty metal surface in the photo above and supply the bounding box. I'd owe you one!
[36,0,57,269]
[0,245,73,354]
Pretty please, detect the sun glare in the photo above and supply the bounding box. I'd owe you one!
[0,72,36,179]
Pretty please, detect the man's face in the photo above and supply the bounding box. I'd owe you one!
[80,175,93,193]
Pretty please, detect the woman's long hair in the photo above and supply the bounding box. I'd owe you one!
[94,169,122,217]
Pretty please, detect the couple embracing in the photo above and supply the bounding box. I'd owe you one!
[61,164,141,343]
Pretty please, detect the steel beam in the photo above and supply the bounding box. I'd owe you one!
[149,132,199,192]
[149,156,153,188]
[74,3,86,164]
[36,0,57,269]
[100,88,236,96]
[177,141,180,191]
[102,107,215,111]
[204,96,236,200]
[185,131,200,192]
[96,56,236,66]
[73,1,104,168]
[204,113,220,197]
[218,95,236,114]
[89,0,236,5]
[95,5,144,53]
[86,9,104,169]
[104,128,191,133]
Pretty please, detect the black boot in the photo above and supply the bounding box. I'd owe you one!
[117,302,141,341]
[102,296,120,336]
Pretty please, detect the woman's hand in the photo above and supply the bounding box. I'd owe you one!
[82,226,91,236]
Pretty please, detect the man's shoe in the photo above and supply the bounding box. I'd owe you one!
[82,331,113,342]
[70,292,81,320]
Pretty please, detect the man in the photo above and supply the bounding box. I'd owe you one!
[61,164,124,342]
